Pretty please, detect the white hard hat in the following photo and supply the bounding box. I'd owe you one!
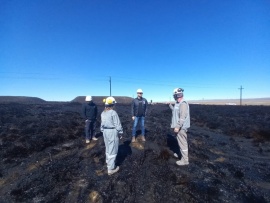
[103,96,117,106]
[137,89,143,93]
[173,88,184,94]
[85,96,92,101]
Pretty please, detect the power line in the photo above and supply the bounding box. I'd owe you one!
[1,71,239,90]
[112,78,234,89]
[111,75,218,87]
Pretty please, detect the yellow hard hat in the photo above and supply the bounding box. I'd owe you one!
[103,97,116,105]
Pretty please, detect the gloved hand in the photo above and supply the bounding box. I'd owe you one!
[174,128,180,133]
[118,132,123,139]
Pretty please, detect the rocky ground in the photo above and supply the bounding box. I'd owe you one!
[0,102,270,203]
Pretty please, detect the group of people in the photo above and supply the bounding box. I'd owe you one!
[81,88,190,175]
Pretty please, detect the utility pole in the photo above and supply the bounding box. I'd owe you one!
[109,76,111,96]
[238,85,244,106]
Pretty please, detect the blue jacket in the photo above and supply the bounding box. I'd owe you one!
[131,97,148,117]
[82,101,97,120]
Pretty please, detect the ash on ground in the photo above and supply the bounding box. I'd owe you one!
[0,102,270,203]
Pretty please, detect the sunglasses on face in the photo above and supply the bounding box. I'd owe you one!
[137,93,143,94]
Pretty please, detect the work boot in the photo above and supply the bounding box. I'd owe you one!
[85,139,90,144]
[108,166,119,175]
[132,136,136,143]
[176,159,189,166]
[92,137,98,141]
[141,135,146,142]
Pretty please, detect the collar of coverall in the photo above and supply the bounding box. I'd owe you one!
[176,97,183,103]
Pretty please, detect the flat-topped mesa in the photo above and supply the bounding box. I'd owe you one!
[0,96,46,104]
[71,96,133,104]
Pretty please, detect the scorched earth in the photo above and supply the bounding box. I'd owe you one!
[0,101,270,202]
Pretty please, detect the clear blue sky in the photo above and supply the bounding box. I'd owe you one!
[1,0,269,102]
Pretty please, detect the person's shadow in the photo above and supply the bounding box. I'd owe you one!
[115,140,132,166]
[166,133,181,159]
[95,131,132,166]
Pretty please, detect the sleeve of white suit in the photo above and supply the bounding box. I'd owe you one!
[144,99,148,116]
[112,111,123,134]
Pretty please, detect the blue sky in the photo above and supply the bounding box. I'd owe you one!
[1,0,269,102]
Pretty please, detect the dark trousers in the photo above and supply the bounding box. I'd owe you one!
[85,120,96,140]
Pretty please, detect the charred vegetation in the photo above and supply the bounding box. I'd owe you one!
[0,102,270,202]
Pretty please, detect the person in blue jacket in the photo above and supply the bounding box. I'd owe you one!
[82,96,98,143]
[131,89,148,142]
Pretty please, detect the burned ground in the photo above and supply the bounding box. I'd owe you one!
[0,102,270,203]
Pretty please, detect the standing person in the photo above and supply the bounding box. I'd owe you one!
[82,96,98,143]
[131,89,148,142]
[101,97,123,175]
[169,88,190,166]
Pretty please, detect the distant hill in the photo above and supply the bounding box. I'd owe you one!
[72,96,133,104]
[0,96,46,104]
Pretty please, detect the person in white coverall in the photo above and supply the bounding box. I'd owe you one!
[100,97,123,175]
[169,88,190,166]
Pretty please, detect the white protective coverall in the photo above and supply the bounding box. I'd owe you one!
[169,99,190,162]
[100,109,123,171]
